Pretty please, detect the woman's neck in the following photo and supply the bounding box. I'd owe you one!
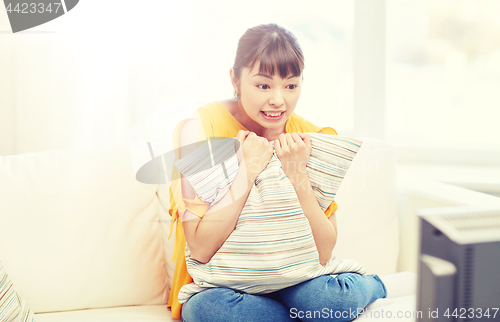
[221,99,285,141]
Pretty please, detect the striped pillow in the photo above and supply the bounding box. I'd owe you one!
[175,133,365,303]
[0,260,35,322]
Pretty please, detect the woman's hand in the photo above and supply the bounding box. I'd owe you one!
[274,132,311,186]
[235,130,274,184]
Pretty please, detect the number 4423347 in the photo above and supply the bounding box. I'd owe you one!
[6,2,62,14]
[444,308,498,319]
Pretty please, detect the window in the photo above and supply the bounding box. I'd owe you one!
[386,0,500,156]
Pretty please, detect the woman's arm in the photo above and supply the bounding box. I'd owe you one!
[179,121,265,264]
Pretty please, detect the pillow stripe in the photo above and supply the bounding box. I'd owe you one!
[0,261,35,322]
[1,261,21,322]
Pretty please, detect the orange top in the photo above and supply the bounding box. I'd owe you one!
[167,101,338,319]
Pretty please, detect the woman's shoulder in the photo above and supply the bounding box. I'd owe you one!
[287,113,338,135]
[217,99,238,114]
[196,100,234,122]
[184,99,243,138]
[196,100,224,115]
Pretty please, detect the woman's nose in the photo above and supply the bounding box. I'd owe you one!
[269,90,284,107]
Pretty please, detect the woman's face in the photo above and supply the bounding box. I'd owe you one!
[233,61,302,131]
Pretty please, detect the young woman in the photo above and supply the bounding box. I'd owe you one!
[167,23,387,322]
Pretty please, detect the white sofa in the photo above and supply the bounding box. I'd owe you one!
[0,137,419,322]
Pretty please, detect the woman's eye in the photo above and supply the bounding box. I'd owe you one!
[287,84,298,90]
[257,84,270,90]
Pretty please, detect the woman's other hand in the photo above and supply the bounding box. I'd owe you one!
[274,132,311,186]
[235,130,274,184]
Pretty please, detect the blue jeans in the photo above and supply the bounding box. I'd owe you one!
[181,273,387,322]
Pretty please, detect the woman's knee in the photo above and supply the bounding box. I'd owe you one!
[329,273,386,302]
[325,273,386,316]
[281,273,386,321]
[311,273,372,308]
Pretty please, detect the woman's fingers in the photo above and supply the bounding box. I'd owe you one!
[274,138,281,154]
[291,132,305,146]
[277,133,287,151]
[284,133,295,146]
[296,132,310,147]
[235,130,249,157]
[303,133,311,147]
[235,130,249,144]
[241,132,310,159]
[236,129,248,140]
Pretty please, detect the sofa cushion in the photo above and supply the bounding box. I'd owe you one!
[129,104,197,302]
[333,138,399,275]
[0,144,168,313]
[34,305,176,322]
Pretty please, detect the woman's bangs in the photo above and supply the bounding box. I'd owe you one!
[257,44,303,79]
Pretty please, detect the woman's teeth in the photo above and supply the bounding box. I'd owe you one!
[263,112,282,117]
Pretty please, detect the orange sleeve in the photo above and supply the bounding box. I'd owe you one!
[317,125,338,217]
[324,200,338,218]
[167,218,192,319]
[183,194,210,218]
[166,119,194,319]
[318,126,338,135]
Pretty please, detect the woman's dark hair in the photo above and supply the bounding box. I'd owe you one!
[233,23,304,80]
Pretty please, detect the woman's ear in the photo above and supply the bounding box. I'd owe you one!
[230,68,240,93]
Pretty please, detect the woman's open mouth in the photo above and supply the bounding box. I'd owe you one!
[261,111,285,121]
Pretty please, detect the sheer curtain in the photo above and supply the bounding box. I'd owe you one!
[0,0,354,156]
